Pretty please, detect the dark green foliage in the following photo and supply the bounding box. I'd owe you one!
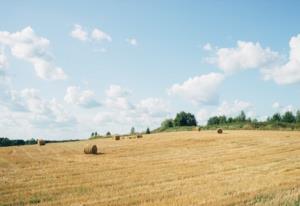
[271,113,281,122]
[91,132,94,137]
[235,111,246,122]
[146,128,150,134]
[282,111,296,123]
[161,119,174,129]
[205,109,300,131]
[296,110,300,123]
[106,131,111,136]
[0,137,38,147]
[94,132,98,136]
[207,115,228,125]
[173,111,197,127]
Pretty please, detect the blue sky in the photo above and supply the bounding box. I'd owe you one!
[0,1,300,139]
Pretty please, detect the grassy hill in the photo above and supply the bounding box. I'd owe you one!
[0,130,300,205]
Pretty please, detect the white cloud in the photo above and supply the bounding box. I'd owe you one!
[203,43,212,51]
[105,84,133,110]
[93,85,171,133]
[91,28,112,42]
[272,101,295,114]
[207,41,280,74]
[216,100,253,117]
[64,86,101,108]
[0,26,67,80]
[272,101,280,109]
[1,88,76,128]
[126,38,138,46]
[0,49,8,69]
[262,34,300,84]
[281,104,294,113]
[70,24,88,41]
[196,99,254,125]
[168,72,224,104]
[105,84,130,98]
[136,98,169,117]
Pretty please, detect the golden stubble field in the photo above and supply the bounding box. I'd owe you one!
[0,130,300,206]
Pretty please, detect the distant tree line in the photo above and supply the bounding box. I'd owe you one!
[0,138,37,147]
[0,137,80,147]
[207,110,300,126]
[157,110,300,132]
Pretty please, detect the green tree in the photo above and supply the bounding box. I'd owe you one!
[207,116,220,125]
[227,117,234,123]
[296,110,300,123]
[161,119,174,129]
[218,115,227,124]
[271,113,281,122]
[106,131,111,136]
[91,132,95,137]
[94,131,98,136]
[282,111,296,123]
[146,128,150,134]
[235,111,246,122]
[174,111,197,127]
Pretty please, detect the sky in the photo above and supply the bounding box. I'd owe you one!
[1,0,300,139]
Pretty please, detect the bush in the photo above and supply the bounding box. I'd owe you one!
[146,128,150,134]
[161,119,174,130]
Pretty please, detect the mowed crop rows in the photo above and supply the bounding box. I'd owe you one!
[0,131,300,206]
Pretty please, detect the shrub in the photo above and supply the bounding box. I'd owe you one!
[161,119,174,130]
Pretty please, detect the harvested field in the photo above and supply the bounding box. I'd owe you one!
[0,130,300,206]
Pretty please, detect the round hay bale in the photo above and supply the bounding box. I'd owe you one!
[37,139,45,146]
[217,128,223,134]
[115,135,120,140]
[137,134,143,138]
[84,144,97,154]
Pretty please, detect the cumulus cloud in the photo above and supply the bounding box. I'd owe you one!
[105,85,133,110]
[126,38,138,46]
[71,25,112,44]
[1,88,76,128]
[271,101,295,114]
[216,100,253,117]
[262,34,300,84]
[64,86,101,108]
[93,85,171,133]
[91,28,112,42]
[0,27,67,80]
[70,24,88,41]
[168,72,224,105]
[105,84,131,98]
[207,41,280,74]
[196,99,254,125]
[136,98,169,117]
